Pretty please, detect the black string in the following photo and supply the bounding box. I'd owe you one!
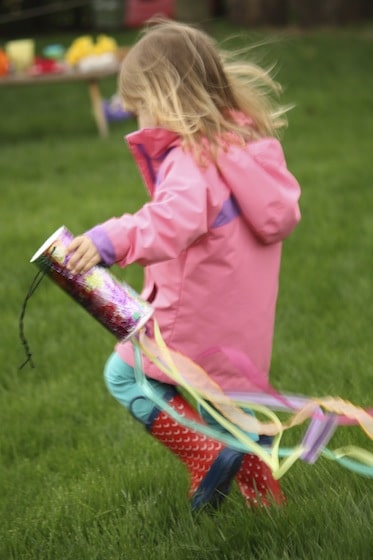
[18,251,54,370]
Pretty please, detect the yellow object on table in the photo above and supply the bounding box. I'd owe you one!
[5,39,35,73]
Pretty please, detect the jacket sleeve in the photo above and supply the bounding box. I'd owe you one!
[225,138,301,244]
[86,154,209,267]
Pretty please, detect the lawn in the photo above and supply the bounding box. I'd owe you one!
[0,21,372,560]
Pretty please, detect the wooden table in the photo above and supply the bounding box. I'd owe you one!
[0,64,121,138]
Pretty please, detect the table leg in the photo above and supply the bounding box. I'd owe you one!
[88,79,108,138]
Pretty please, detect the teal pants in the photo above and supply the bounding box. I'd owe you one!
[104,352,261,444]
[104,351,173,427]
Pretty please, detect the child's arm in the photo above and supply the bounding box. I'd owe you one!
[69,154,209,270]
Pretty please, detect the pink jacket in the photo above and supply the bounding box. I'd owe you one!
[87,125,301,392]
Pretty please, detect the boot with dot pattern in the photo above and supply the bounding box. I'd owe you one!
[235,453,286,507]
[150,395,243,507]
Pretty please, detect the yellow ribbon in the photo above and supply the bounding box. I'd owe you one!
[133,320,373,479]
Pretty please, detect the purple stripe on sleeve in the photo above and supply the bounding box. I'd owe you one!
[212,195,241,228]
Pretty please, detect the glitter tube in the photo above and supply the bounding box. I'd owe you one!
[30,225,153,341]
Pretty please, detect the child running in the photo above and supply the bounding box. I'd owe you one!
[67,19,301,511]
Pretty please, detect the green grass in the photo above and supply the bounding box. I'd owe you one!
[1,22,373,559]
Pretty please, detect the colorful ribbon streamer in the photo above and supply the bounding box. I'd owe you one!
[132,321,373,479]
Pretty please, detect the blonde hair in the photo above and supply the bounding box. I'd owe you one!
[119,19,289,161]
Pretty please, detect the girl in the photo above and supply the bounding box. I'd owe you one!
[67,19,301,511]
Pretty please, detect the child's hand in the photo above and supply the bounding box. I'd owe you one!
[66,235,101,274]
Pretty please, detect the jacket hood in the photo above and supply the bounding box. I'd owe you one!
[217,137,301,243]
[125,125,301,243]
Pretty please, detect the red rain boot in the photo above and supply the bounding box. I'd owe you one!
[235,453,286,507]
[150,394,244,510]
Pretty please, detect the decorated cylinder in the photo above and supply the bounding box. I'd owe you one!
[30,225,153,341]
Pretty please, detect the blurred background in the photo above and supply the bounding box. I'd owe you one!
[1,0,373,37]
[1,3,373,560]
